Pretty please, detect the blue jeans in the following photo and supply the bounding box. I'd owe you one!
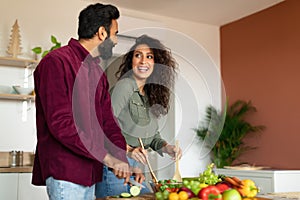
[46,177,95,200]
[95,157,150,198]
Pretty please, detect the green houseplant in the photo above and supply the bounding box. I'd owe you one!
[194,100,265,168]
[32,35,61,58]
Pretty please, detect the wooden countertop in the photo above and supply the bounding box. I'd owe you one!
[0,165,33,173]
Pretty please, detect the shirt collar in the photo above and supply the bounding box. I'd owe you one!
[68,38,101,66]
[68,38,89,62]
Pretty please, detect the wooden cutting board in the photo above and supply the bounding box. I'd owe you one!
[100,193,154,200]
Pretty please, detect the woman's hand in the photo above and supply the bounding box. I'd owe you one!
[127,146,148,165]
[162,144,182,160]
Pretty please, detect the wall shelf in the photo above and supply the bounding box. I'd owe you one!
[0,56,38,68]
[0,93,35,101]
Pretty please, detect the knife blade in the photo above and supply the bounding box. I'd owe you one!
[128,179,145,188]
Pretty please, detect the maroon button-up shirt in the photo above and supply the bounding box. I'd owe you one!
[32,38,128,186]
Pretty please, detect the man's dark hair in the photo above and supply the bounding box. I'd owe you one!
[78,3,119,39]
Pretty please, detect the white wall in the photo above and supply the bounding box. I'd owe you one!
[0,0,221,178]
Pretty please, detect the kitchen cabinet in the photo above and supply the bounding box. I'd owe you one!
[0,173,47,200]
[215,168,300,194]
[18,173,47,200]
[0,173,18,200]
[0,56,37,101]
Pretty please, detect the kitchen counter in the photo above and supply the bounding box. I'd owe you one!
[215,168,300,194]
[0,166,33,173]
[98,194,281,200]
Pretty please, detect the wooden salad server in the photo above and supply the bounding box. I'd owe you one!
[172,140,182,182]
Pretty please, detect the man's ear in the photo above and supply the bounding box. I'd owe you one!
[98,26,108,41]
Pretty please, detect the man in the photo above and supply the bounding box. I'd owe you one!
[32,3,132,199]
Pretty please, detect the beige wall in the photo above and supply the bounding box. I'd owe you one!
[221,0,300,169]
[0,0,220,66]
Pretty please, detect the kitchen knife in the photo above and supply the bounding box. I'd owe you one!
[128,179,145,188]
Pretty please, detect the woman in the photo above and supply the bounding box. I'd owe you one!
[95,35,182,198]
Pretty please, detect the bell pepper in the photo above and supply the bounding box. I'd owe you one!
[239,179,259,197]
[198,185,222,200]
[215,182,231,193]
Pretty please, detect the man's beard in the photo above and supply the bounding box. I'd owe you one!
[98,37,114,60]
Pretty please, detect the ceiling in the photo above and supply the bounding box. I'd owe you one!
[98,0,284,26]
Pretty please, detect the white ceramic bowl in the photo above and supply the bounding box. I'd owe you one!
[0,85,14,94]
[12,86,34,95]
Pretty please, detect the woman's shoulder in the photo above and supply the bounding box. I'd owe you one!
[114,77,136,91]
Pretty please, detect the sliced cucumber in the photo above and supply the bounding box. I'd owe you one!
[120,192,131,198]
[130,185,141,197]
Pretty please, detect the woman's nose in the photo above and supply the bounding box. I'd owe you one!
[140,56,146,64]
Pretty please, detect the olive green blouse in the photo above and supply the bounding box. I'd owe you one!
[110,77,166,155]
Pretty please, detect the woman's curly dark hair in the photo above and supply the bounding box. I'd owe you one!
[115,35,178,118]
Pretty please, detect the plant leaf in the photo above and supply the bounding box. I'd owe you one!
[42,50,49,58]
[51,35,58,44]
[31,47,42,54]
[194,99,265,168]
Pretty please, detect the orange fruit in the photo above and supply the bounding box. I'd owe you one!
[178,191,189,200]
[168,192,179,200]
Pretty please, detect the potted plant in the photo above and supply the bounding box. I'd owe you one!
[194,100,265,168]
[32,35,61,59]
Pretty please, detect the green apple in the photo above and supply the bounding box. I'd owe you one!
[222,189,242,200]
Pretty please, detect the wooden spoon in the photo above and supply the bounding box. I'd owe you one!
[138,138,158,183]
[172,140,182,182]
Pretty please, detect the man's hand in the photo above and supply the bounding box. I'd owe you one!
[132,166,145,184]
[103,153,131,184]
[162,144,182,160]
[127,146,148,165]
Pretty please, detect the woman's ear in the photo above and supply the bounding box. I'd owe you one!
[97,26,108,41]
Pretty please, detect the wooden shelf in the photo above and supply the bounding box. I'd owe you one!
[0,166,33,173]
[0,56,38,68]
[0,93,35,101]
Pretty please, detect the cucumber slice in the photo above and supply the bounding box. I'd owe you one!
[130,185,141,197]
[120,192,131,198]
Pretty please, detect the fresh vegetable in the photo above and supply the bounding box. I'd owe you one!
[120,192,131,198]
[157,179,182,193]
[239,179,259,197]
[215,181,231,192]
[130,185,141,197]
[198,185,222,200]
[199,163,222,185]
[224,176,259,197]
